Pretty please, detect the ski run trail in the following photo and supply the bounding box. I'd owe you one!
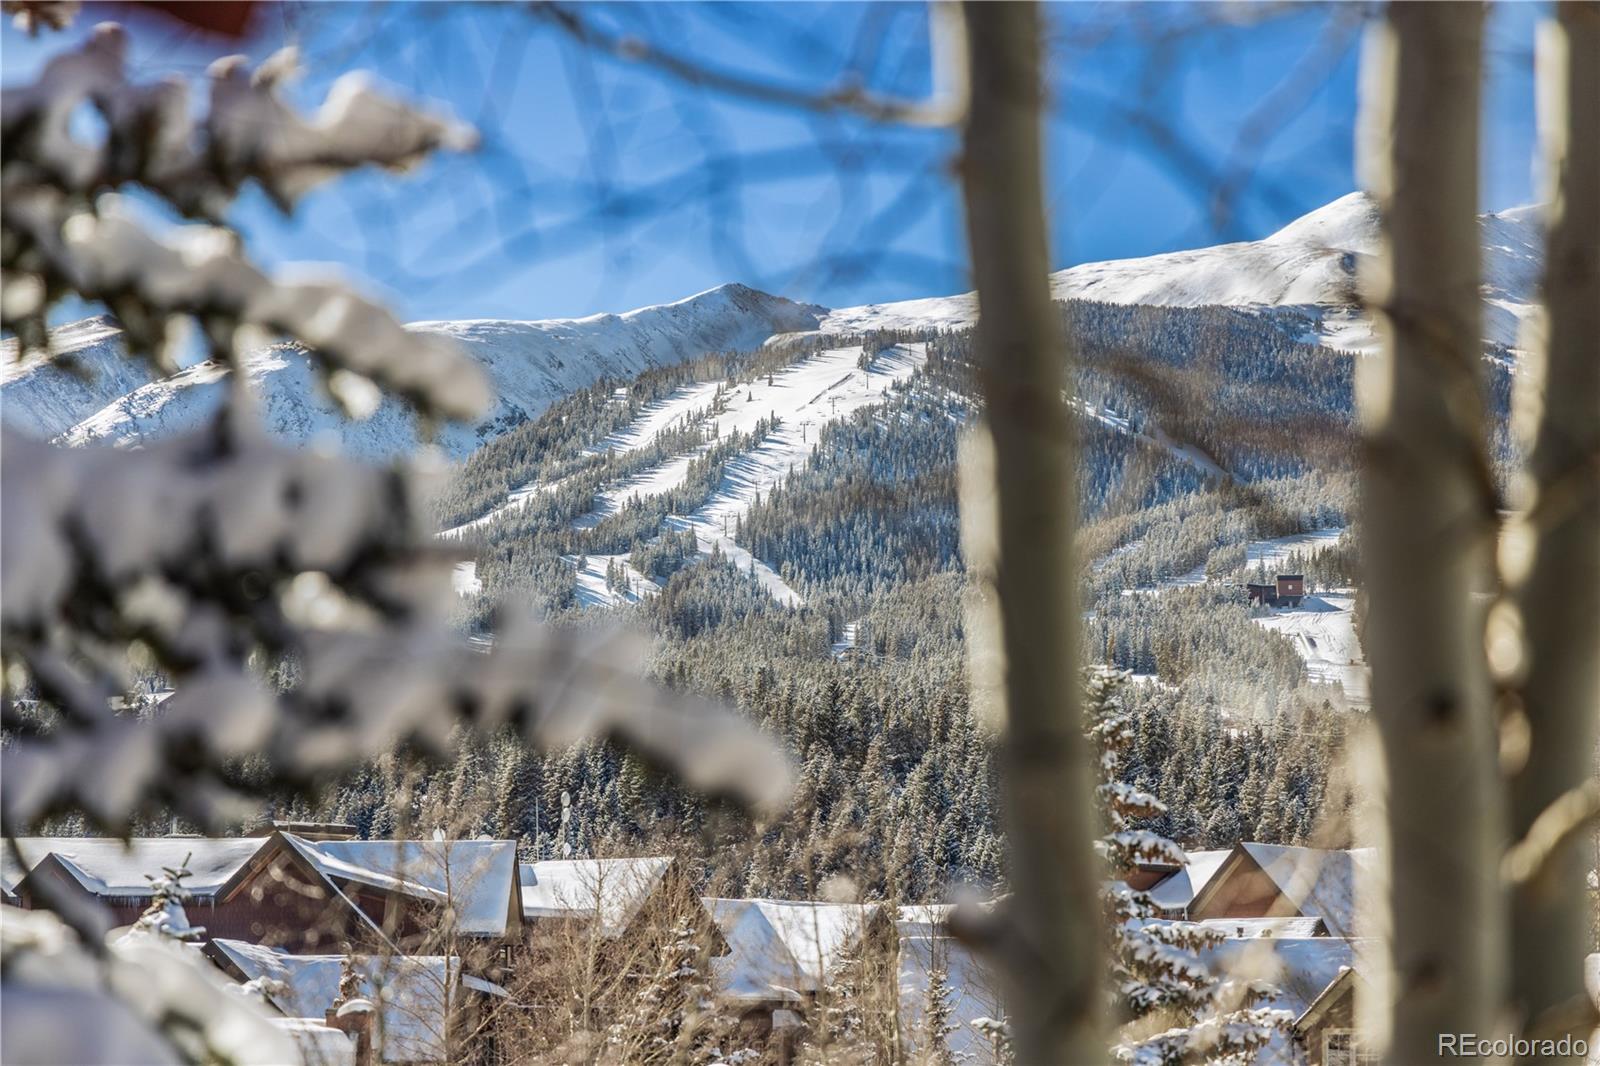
[455,343,927,609]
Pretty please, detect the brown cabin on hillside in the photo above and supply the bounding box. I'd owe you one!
[1247,574,1306,608]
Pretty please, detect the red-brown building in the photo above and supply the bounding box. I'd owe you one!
[1246,574,1306,608]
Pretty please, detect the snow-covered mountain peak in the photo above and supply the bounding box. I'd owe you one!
[817,191,1541,353]
[1260,190,1378,251]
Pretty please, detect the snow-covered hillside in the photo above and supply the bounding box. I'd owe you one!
[815,193,1541,353]
[0,316,158,439]
[51,284,826,461]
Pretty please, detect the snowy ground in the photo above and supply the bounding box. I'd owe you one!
[569,553,660,608]
[1253,590,1369,705]
[1240,527,1345,572]
[451,561,482,596]
[831,620,860,660]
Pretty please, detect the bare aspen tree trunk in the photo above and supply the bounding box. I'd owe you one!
[1355,4,1507,1062]
[956,4,1104,1063]
[1506,5,1600,1060]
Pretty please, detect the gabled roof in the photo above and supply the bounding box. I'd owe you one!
[209,939,488,1064]
[285,836,519,938]
[1236,843,1377,938]
[703,897,883,1004]
[1144,849,1232,913]
[3,837,267,900]
[517,856,673,938]
[1293,964,1367,1031]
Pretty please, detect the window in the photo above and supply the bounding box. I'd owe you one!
[1323,1029,1378,1066]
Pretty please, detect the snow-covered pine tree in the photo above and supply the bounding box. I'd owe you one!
[1085,668,1290,1065]
[797,940,876,1066]
[911,964,959,1066]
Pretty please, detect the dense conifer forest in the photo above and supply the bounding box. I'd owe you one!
[259,301,1394,903]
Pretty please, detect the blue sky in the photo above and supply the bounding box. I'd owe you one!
[4,2,1542,324]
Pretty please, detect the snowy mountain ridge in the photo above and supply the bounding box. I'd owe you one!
[5,193,1541,461]
[0,315,159,440]
[813,192,1542,353]
[10,283,826,461]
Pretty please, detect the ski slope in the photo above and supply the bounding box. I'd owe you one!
[566,343,927,607]
[1253,590,1369,705]
[570,553,660,608]
[451,561,482,596]
[1242,527,1345,571]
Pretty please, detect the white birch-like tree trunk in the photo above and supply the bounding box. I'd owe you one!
[1354,4,1507,1061]
[1506,5,1600,1061]
[955,4,1104,1062]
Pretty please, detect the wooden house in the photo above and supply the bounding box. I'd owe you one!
[703,897,896,1042]
[1292,965,1377,1066]
[1141,848,1232,919]
[206,939,509,1065]
[1188,842,1376,938]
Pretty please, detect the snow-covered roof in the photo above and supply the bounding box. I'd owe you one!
[1237,843,1378,938]
[1192,916,1327,938]
[211,940,466,1064]
[2,837,267,900]
[1292,964,1370,1031]
[1204,936,1366,1018]
[704,897,882,1003]
[517,857,673,938]
[284,836,518,938]
[1144,848,1232,913]
[1204,936,1372,1066]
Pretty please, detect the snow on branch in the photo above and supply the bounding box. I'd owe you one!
[2,23,486,426]
[1,903,300,1065]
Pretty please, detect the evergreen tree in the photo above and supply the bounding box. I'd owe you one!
[1085,669,1289,1064]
